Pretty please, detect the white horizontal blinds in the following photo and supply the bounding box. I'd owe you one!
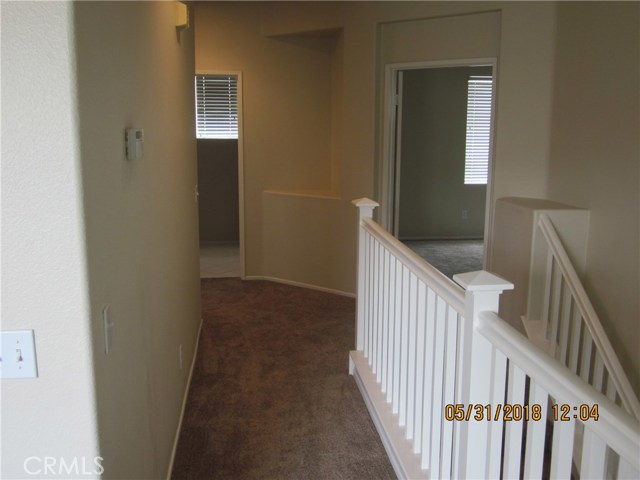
[464,75,493,185]
[195,75,238,139]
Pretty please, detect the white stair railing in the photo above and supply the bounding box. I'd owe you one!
[472,310,640,479]
[349,198,474,479]
[350,198,640,479]
[525,214,640,419]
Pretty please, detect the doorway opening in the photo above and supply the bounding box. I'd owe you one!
[195,71,245,278]
[379,59,497,278]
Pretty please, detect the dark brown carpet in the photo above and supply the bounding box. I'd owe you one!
[171,279,396,480]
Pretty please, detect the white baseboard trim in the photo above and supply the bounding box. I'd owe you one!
[199,240,240,246]
[349,350,426,480]
[166,317,204,480]
[244,275,355,298]
[399,235,484,241]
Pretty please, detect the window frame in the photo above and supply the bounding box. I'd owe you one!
[464,75,494,185]
[195,74,239,140]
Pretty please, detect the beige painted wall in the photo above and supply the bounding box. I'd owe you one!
[198,140,240,243]
[377,10,501,64]
[195,3,638,390]
[1,3,100,477]
[195,2,346,290]
[545,2,639,394]
[3,2,637,475]
[74,2,201,478]
[398,66,491,239]
[196,2,557,294]
[2,2,201,478]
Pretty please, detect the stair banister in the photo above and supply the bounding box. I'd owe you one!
[478,310,640,473]
[350,198,639,479]
[453,271,515,479]
[537,214,640,419]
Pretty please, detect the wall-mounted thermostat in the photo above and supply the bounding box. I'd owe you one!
[125,128,144,160]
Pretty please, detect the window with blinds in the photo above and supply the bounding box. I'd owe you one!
[195,75,238,139]
[464,76,493,185]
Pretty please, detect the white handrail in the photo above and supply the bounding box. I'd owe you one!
[478,310,640,468]
[351,198,477,478]
[361,217,465,313]
[538,214,640,419]
[350,199,640,479]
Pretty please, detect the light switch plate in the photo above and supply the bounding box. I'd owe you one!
[1,330,38,379]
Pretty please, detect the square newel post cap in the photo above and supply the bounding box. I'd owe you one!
[352,198,379,209]
[453,270,514,293]
[352,198,379,218]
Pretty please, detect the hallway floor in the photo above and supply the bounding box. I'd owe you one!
[171,279,395,479]
[199,243,240,278]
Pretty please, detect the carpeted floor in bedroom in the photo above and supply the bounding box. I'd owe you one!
[403,239,484,279]
[171,278,395,480]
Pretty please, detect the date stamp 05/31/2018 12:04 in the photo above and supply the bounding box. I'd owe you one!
[444,403,600,422]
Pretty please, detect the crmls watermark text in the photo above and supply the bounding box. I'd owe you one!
[23,456,104,476]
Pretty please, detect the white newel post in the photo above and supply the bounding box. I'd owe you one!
[352,198,379,354]
[452,271,514,479]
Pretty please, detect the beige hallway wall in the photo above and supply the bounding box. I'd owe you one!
[74,2,202,477]
[196,1,557,295]
[546,2,640,395]
[3,3,202,477]
[1,3,100,477]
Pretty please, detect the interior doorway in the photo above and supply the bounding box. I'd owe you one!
[195,71,245,278]
[379,59,497,277]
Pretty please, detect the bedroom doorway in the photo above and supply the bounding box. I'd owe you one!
[379,59,497,277]
[195,71,245,278]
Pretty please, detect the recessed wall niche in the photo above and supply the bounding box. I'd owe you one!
[263,28,343,199]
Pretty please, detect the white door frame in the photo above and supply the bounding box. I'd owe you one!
[196,70,246,278]
[379,58,498,267]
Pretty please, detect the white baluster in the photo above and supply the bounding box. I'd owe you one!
[372,239,380,371]
[550,416,575,478]
[606,376,618,403]
[593,351,605,393]
[392,258,402,413]
[541,251,554,339]
[413,280,427,454]
[503,363,526,478]
[568,309,582,374]
[376,241,384,378]
[365,234,372,359]
[580,427,607,478]
[487,348,507,478]
[429,295,447,477]
[406,273,418,440]
[549,264,562,357]
[581,329,593,383]
[523,381,548,478]
[439,306,459,479]
[398,265,409,424]
[385,255,397,401]
[558,281,572,364]
[421,287,437,470]
[380,248,390,389]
